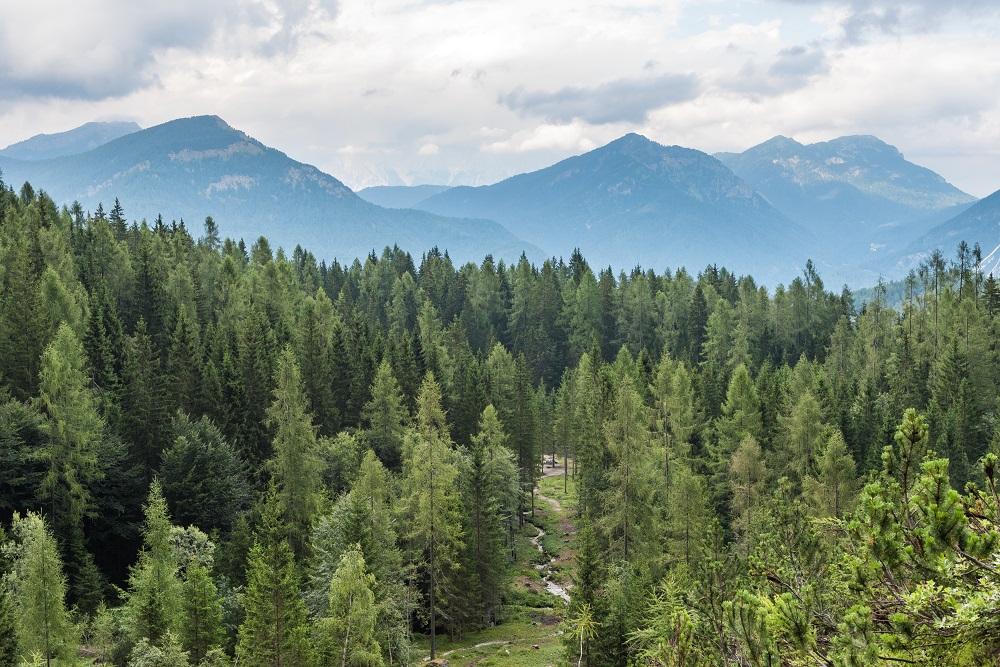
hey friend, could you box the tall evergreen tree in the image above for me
[267,346,323,560]
[400,373,464,659]
[125,480,183,648]
[362,360,408,471]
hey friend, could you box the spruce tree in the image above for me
[465,404,519,624]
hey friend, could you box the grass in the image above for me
[411,461,579,665]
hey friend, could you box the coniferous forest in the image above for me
[4,179,1000,666]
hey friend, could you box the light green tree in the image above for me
[602,377,658,564]
[125,480,183,648]
[361,360,408,471]
[314,546,383,667]
[13,512,76,665]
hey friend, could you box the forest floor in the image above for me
[415,458,577,666]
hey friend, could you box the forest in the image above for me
[2,177,1000,666]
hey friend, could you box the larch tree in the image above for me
[601,376,658,564]
[180,560,225,663]
[399,373,464,660]
[125,480,183,648]
[13,512,76,666]
[314,545,384,667]
[802,430,857,518]
[729,435,767,556]
[236,499,314,667]
[36,321,105,609]
[267,346,324,561]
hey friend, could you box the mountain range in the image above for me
[715,135,977,268]
[1,117,995,285]
[0,117,538,264]
[0,121,142,161]
[411,133,813,282]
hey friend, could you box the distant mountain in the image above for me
[889,188,1000,273]
[716,135,976,264]
[414,133,812,283]
[358,184,452,209]
[0,121,141,160]
[0,116,539,263]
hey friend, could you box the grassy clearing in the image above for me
[412,463,578,665]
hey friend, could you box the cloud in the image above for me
[499,73,699,125]
[724,44,829,97]
[0,0,338,101]
[780,0,998,42]
[418,143,440,155]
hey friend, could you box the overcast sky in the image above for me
[1,0,998,195]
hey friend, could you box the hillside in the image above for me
[0,116,538,263]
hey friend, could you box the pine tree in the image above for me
[314,546,384,667]
[400,373,464,659]
[180,560,225,663]
[267,346,323,560]
[13,512,76,665]
[362,360,408,471]
[125,480,183,647]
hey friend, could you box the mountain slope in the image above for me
[889,188,1000,272]
[0,116,538,263]
[0,121,141,160]
[358,184,452,209]
[414,133,812,283]
[716,135,976,262]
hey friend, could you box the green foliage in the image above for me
[314,545,384,667]
[125,480,184,648]
[12,512,77,663]
[266,346,323,560]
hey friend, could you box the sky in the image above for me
[1,0,999,196]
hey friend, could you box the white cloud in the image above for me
[0,0,998,196]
